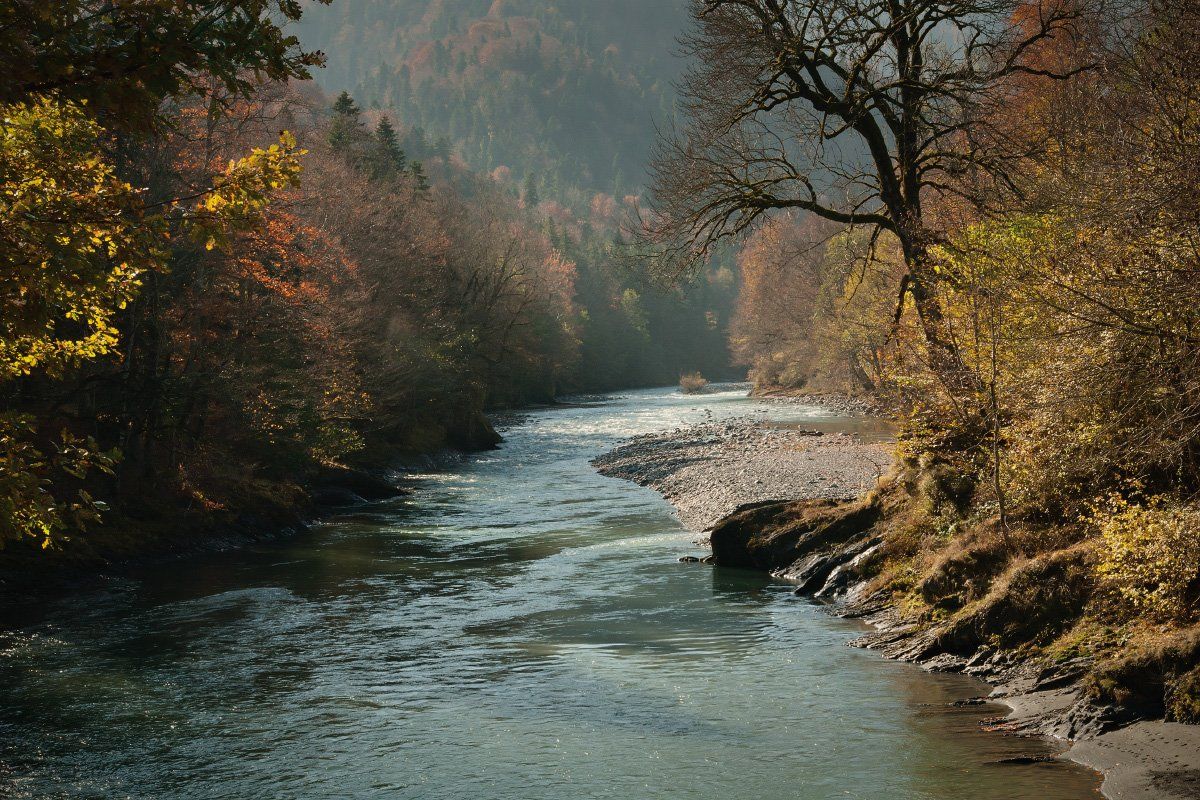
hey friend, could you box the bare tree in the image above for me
[642,0,1093,380]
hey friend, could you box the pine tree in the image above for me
[332,90,359,117]
[410,160,430,191]
[372,115,407,178]
[523,172,539,209]
[329,91,365,153]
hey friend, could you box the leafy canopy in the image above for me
[0,1,330,130]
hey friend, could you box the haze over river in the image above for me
[0,388,1100,799]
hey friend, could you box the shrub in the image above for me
[1166,665,1200,723]
[679,371,708,394]
[1094,497,1200,619]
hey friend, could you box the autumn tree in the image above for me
[982,0,1200,508]
[0,96,303,548]
[731,213,899,392]
[0,1,329,131]
[643,0,1094,387]
[0,0,322,549]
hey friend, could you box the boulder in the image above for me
[708,496,880,575]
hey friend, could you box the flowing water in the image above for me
[0,387,1100,799]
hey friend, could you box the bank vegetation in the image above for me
[643,0,1200,725]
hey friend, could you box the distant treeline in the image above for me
[295,0,689,200]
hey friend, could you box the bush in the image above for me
[1094,497,1200,619]
[1167,665,1200,723]
[1086,628,1200,715]
[679,371,708,394]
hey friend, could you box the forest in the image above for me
[0,0,731,565]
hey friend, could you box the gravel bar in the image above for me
[592,415,893,531]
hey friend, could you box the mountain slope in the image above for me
[296,0,689,197]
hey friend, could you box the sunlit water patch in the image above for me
[0,387,1099,799]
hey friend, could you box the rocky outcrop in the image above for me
[309,464,409,507]
[708,496,880,579]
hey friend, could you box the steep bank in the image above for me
[709,488,1200,800]
[593,410,1200,800]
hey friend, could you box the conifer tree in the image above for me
[523,172,539,209]
[329,91,365,153]
[332,90,358,117]
[410,161,430,191]
[372,115,407,178]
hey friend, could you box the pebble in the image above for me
[592,416,893,530]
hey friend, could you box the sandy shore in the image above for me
[592,409,1200,800]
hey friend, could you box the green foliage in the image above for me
[1167,666,1200,723]
[523,172,540,209]
[620,288,649,336]
[409,160,430,191]
[329,91,366,152]
[0,1,330,131]
[371,116,407,177]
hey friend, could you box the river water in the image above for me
[0,387,1100,799]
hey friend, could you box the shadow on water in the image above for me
[769,415,897,443]
[709,563,779,598]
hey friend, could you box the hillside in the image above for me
[296,0,688,198]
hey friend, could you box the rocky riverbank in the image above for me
[749,386,888,416]
[591,416,892,530]
[593,409,1200,800]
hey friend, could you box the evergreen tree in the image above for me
[329,91,365,153]
[372,115,407,178]
[410,160,430,191]
[332,90,359,116]
[523,172,539,209]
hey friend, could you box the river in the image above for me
[0,387,1100,799]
